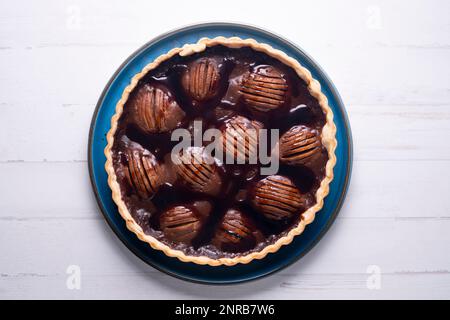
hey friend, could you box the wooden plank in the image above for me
[0,160,449,220]
[350,105,450,161]
[0,217,449,299]
[1,201,449,276]
[0,162,97,219]
[1,46,449,107]
[0,0,448,49]
[1,104,450,161]
[1,272,449,299]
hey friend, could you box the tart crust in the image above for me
[104,37,337,266]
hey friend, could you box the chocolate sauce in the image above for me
[111,46,328,259]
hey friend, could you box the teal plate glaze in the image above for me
[88,23,353,284]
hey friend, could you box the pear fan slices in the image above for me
[123,150,163,199]
[280,126,322,165]
[173,147,222,196]
[182,58,221,102]
[240,65,288,113]
[160,206,203,244]
[252,175,306,221]
[131,84,186,134]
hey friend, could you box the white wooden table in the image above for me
[1,0,449,299]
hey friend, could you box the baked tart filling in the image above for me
[105,37,337,266]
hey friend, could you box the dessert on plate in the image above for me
[105,37,337,266]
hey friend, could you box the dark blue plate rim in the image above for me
[88,22,353,285]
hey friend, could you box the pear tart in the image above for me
[105,37,337,266]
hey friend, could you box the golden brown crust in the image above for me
[104,37,337,266]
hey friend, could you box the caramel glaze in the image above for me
[111,46,328,259]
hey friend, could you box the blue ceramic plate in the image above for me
[88,23,352,284]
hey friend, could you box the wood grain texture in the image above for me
[0,0,449,299]
[1,216,449,299]
[2,104,449,162]
[1,160,448,222]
